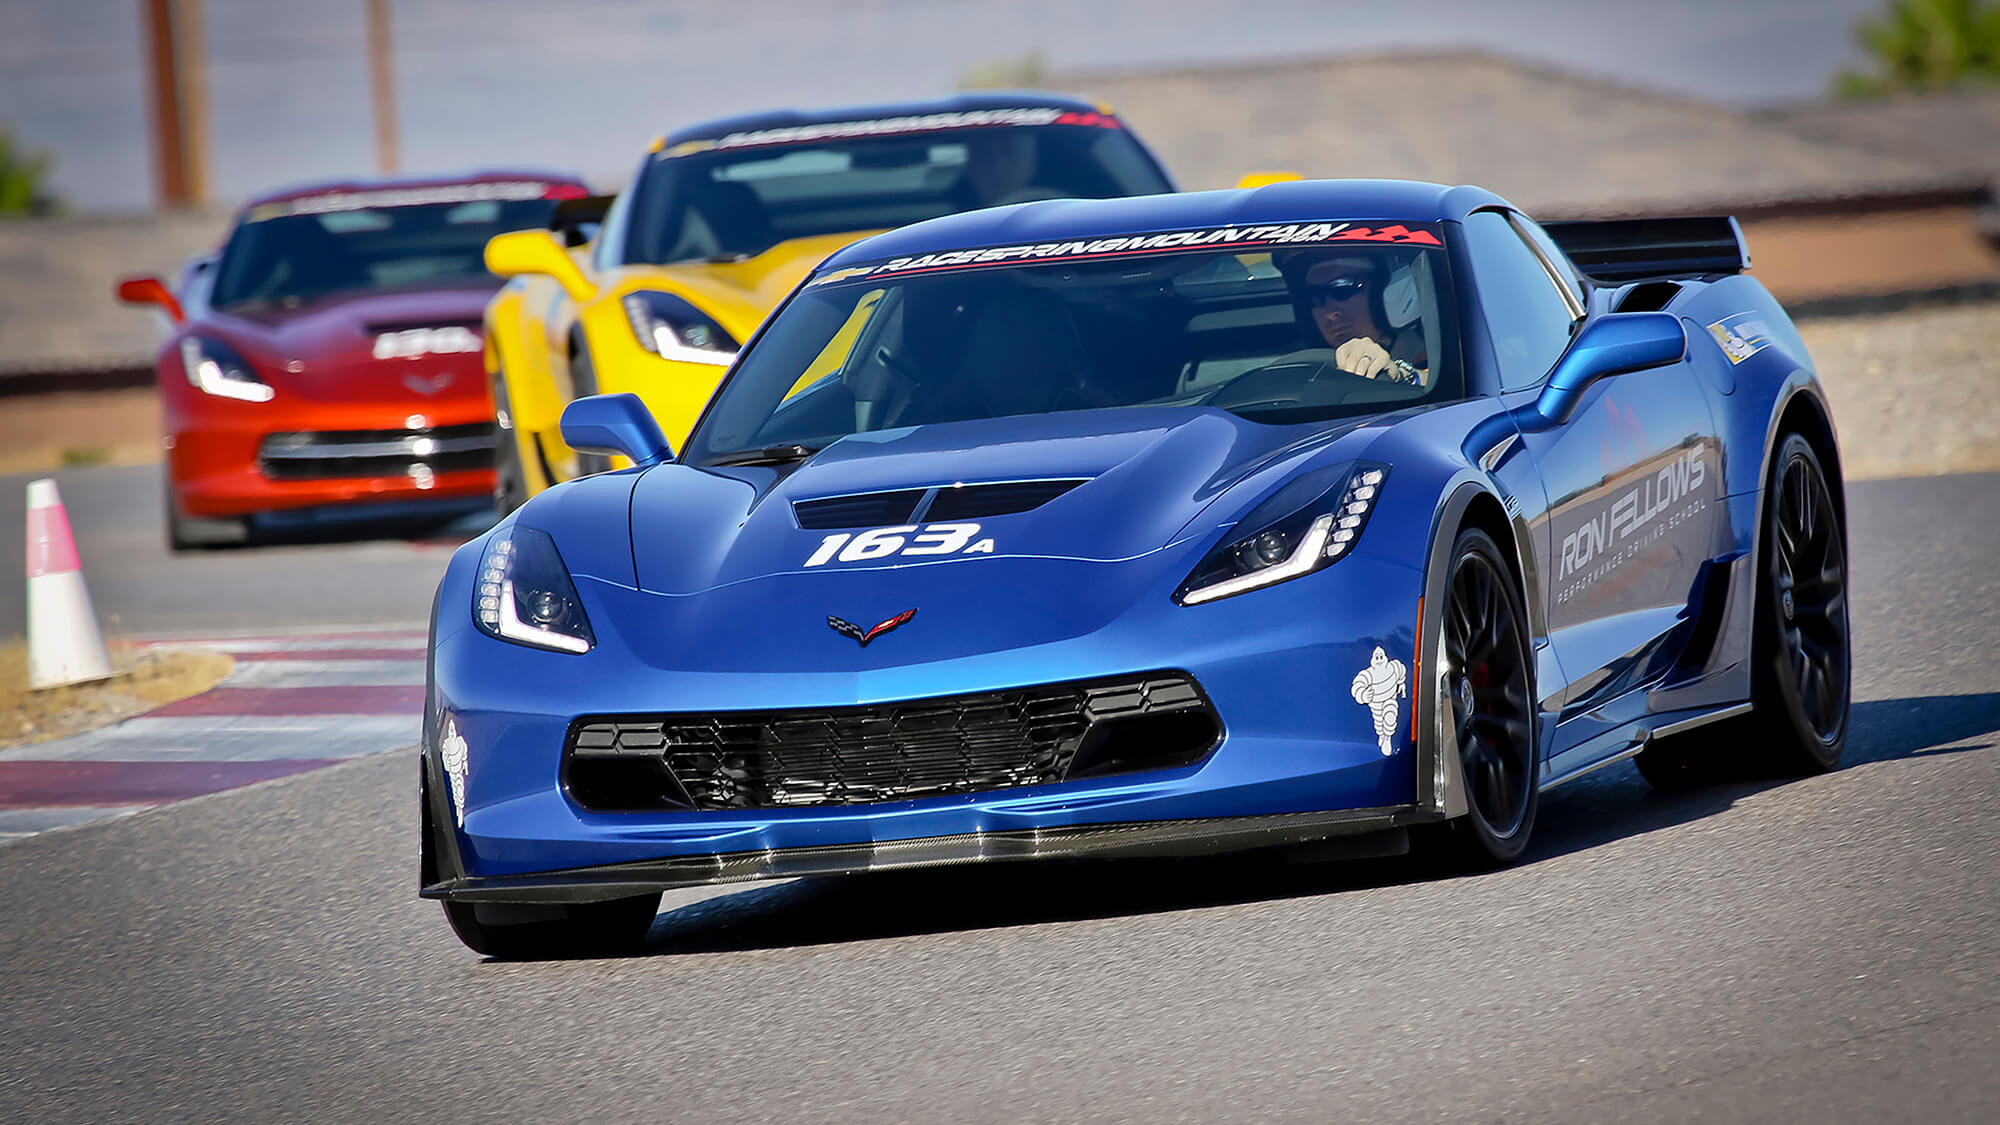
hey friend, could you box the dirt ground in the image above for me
[0,388,162,474]
[1,642,233,750]
[1,300,1995,480]
[1798,301,2000,479]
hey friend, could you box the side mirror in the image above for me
[1533,312,1686,426]
[560,393,673,468]
[485,229,595,303]
[115,275,184,323]
[1235,171,1303,189]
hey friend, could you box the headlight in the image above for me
[1176,462,1388,605]
[473,525,596,653]
[179,336,273,402]
[622,291,738,366]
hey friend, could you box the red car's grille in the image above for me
[257,423,496,481]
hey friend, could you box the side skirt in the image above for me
[1539,702,1754,791]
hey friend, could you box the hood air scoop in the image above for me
[792,479,1086,530]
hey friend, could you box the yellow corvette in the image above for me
[480,93,1181,510]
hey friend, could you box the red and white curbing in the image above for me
[0,625,428,843]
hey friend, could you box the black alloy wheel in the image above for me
[1636,432,1849,789]
[1439,527,1539,866]
[1755,434,1850,771]
[163,473,248,551]
[491,369,529,516]
[567,344,612,478]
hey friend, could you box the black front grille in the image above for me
[258,423,497,481]
[566,673,1219,812]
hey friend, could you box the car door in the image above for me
[1462,210,1724,759]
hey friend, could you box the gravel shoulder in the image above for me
[1798,300,2000,479]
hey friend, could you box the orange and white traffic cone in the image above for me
[26,478,114,689]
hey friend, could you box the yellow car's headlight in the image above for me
[621,291,738,366]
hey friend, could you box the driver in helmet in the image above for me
[1278,251,1428,386]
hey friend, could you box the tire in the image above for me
[1430,527,1540,868]
[567,343,612,479]
[442,893,662,960]
[1636,433,1849,787]
[1745,434,1850,773]
[164,475,248,551]
[1632,730,1724,791]
[491,368,530,517]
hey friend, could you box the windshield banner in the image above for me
[810,221,1444,286]
[664,107,1121,157]
[245,181,579,223]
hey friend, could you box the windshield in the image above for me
[210,183,570,309]
[686,222,1460,463]
[621,118,1172,267]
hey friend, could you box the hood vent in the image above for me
[793,489,926,530]
[363,316,484,334]
[925,478,1085,522]
[793,479,1088,530]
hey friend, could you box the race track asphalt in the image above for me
[0,464,475,637]
[1,472,1995,1123]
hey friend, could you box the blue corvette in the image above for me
[421,180,1851,957]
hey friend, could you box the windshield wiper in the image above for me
[704,443,823,467]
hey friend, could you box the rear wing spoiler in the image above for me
[551,194,615,248]
[1541,216,1749,283]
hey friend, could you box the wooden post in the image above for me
[368,0,399,174]
[141,0,207,207]
[141,0,209,207]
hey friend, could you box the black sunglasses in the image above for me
[1305,277,1371,304]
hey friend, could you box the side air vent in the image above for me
[925,479,1085,522]
[1613,281,1684,313]
[793,489,927,530]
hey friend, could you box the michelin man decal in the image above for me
[439,715,470,827]
[1350,646,1408,756]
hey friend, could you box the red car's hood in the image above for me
[200,283,498,406]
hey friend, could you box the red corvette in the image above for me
[117,171,589,548]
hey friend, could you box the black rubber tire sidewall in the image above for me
[442,894,661,960]
[567,343,612,478]
[1750,433,1849,774]
[1442,527,1540,867]
[163,473,247,551]
[491,368,529,516]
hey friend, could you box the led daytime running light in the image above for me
[1177,463,1389,605]
[1181,514,1335,605]
[623,294,737,367]
[1323,467,1386,561]
[180,338,274,402]
[473,528,596,653]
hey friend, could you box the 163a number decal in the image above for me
[803,523,995,567]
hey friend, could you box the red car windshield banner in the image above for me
[669,107,1122,156]
[810,221,1444,287]
[245,181,582,222]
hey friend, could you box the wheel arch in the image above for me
[1772,385,1846,528]
[1414,476,1542,820]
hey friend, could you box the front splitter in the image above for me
[422,803,1443,903]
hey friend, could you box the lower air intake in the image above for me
[565,673,1218,811]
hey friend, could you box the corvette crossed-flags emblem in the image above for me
[827,608,916,647]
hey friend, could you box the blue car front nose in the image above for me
[428,544,1429,879]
